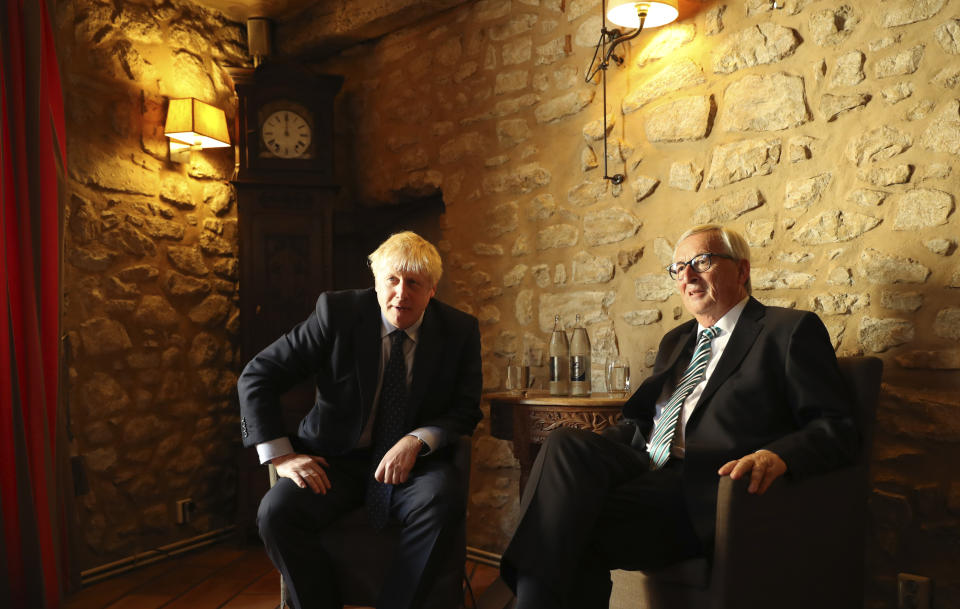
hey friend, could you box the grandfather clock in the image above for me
[230,63,343,538]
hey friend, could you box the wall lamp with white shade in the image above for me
[163,98,231,163]
[585,0,678,185]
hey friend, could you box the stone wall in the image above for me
[315,0,960,605]
[56,0,247,570]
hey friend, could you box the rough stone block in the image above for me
[892,189,954,230]
[934,307,960,341]
[881,291,924,312]
[831,51,866,87]
[921,100,960,156]
[583,208,641,246]
[572,251,615,284]
[810,5,861,46]
[752,269,815,290]
[859,316,915,352]
[622,58,705,114]
[821,93,871,121]
[704,138,781,188]
[784,173,832,210]
[874,0,946,27]
[936,19,960,54]
[646,95,712,142]
[857,164,912,186]
[538,291,613,332]
[635,274,675,301]
[712,23,800,74]
[635,24,696,68]
[631,176,660,202]
[881,81,914,104]
[857,248,931,284]
[669,161,703,191]
[694,188,764,224]
[534,89,594,123]
[567,180,608,207]
[536,224,578,250]
[845,126,912,166]
[873,45,925,78]
[721,73,807,132]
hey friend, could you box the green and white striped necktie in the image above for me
[648,326,720,469]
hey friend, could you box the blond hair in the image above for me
[368,231,443,287]
[674,224,752,294]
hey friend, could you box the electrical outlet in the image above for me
[175,498,194,525]
[898,573,931,609]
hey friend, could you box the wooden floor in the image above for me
[64,542,501,609]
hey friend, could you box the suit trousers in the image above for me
[501,427,704,609]
[257,450,465,609]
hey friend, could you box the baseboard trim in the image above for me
[80,526,237,586]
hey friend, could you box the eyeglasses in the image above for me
[666,253,736,280]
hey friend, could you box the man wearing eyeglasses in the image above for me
[500,224,857,609]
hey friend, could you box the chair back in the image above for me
[836,356,883,466]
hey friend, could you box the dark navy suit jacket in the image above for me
[238,288,483,458]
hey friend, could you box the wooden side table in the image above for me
[487,391,627,492]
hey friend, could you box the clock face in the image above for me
[233,66,342,184]
[260,109,313,159]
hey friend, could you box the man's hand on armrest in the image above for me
[272,453,331,495]
[718,449,787,495]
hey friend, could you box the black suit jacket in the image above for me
[616,297,858,543]
[238,288,483,457]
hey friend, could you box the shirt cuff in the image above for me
[408,427,444,455]
[256,437,294,465]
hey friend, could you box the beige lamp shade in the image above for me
[607,0,679,29]
[164,98,231,149]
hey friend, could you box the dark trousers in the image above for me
[258,451,465,609]
[501,428,704,609]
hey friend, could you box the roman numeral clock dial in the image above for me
[231,63,340,185]
[261,109,312,159]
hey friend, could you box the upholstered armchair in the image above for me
[609,356,882,609]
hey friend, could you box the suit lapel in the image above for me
[663,324,697,374]
[408,301,441,423]
[687,298,765,429]
[355,291,382,420]
[629,323,696,412]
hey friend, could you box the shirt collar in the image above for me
[698,296,749,338]
[380,311,424,344]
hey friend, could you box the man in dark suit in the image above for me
[238,231,482,609]
[500,224,858,608]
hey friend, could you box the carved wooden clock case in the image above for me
[229,64,343,538]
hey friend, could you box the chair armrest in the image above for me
[711,467,866,609]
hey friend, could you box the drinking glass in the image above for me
[506,363,527,394]
[606,356,630,395]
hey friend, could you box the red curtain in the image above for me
[1,0,68,607]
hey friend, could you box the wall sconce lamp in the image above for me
[163,98,231,163]
[585,0,678,185]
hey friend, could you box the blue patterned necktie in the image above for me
[367,330,409,530]
[648,326,720,470]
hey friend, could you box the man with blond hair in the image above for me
[501,224,858,608]
[239,231,482,609]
